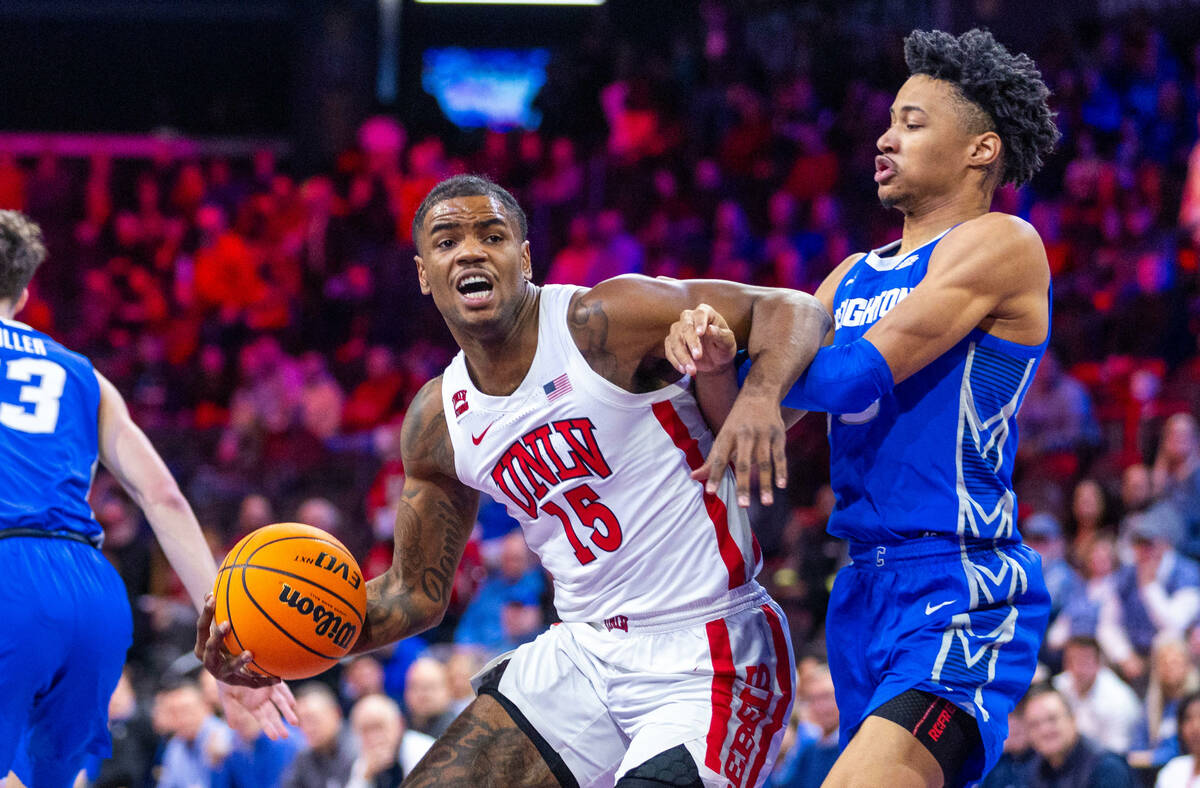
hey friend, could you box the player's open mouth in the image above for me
[456,273,495,304]
[874,156,896,184]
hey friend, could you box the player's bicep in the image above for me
[861,273,996,384]
[94,371,178,505]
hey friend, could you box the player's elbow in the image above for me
[138,480,190,515]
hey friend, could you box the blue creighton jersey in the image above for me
[826,227,1048,545]
[0,317,102,542]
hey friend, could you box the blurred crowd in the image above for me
[2,5,1200,787]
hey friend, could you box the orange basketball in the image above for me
[213,522,367,680]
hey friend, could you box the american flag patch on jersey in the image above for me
[543,373,572,402]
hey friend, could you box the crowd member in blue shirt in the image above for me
[453,531,546,655]
[211,688,304,788]
[154,678,231,788]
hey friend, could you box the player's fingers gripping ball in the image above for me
[213,522,367,679]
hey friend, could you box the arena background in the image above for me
[3,0,1200,785]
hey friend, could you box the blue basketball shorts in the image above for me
[0,535,132,787]
[826,537,1050,786]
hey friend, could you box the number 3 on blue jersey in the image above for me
[0,357,67,434]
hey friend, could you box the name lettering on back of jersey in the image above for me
[490,417,612,518]
[0,328,47,357]
[834,286,911,329]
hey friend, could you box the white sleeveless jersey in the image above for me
[440,284,762,623]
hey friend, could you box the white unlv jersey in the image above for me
[440,284,762,623]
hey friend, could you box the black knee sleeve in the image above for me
[615,745,704,787]
[871,689,982,785]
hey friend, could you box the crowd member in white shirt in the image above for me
[1156,691,1200,787]
[1052,636,1142,754]
[346,693,434,788]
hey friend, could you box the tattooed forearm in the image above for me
[353,376,479,654]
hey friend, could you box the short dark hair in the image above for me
[0,210,47,302]
[1178,691,1200,755]
[1063,635,1101,655]
[411,174,528,252]
[904,28,1059,187]
[1019,682,1069,716]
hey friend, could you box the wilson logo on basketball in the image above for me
[312,551,362,590]
[278,583,359,648]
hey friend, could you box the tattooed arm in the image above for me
[351,376,480,654]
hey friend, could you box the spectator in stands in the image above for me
[1021,684,1136,787]
[980,710,1035,788]
[341,655,387,713]
[1053,636,1142,754]
[454,531,546,655]
[281,684,357,788]
[1068,478,1115,564]
[1109,505,1200,664]
[346,694,434,788]
[210,686,304,788]
[1019,351,1101,456]
[1153,414,1200,559]
[403,657,457,739]
[1022,512,1083,624]
[1123,462,1155,515]
[1046,535,1133,668]
[154,676,231,788]
[87,669,157,788]
[768,662,839,787]
[342,346,409,433]
[444,647,486,717]
[1156,691,1200,788]
[1131,635,1198,771]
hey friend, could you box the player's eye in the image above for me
[486,234,503,243]
[437,238,455,249]
[906,124,921,130]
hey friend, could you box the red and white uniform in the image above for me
[442,285,793,787]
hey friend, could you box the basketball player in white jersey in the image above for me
[198,174,830,787]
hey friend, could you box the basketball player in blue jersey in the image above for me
[0,211,295,788]
[667,29,1060,788]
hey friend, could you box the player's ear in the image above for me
[13,288,29,315]
[520,240,533,282]
[414,255,431,295]
[969,130,1002,170]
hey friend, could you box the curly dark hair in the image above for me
[0,210,47,303]
[904,28,1060,187]
[411,174,527,253]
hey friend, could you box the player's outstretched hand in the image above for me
[196,592,278,688]
[218,681,299,740]
[665,303,738,376]
[693,392,787,508]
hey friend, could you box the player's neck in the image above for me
[896,189,992,256]
[456,288,542,397]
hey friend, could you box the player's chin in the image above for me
[877,185,906,210]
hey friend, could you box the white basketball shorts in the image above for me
[473,582,795,787]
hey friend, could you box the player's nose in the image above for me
[876,126,897,154]
[454,234,488,263]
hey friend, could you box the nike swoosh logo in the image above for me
[471,422,496,445]
[925,600,955,616]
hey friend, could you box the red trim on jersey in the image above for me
[651,400,746,589]
[705,618,737,776]
[744,604,794,788]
